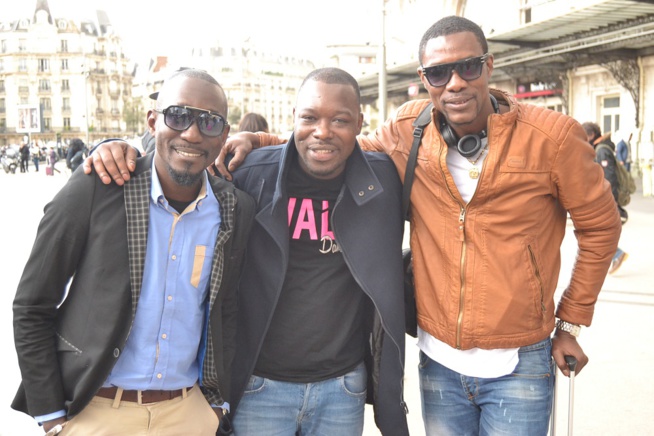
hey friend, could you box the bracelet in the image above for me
[44,422,67,436]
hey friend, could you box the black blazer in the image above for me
[12,152,255,418]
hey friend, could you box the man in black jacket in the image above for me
[13,69,255,435]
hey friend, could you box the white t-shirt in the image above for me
[418,138,519,378]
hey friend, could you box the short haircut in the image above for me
[157,68,227,115]
[419,16,488,63]
[581,122,602,139]
[300,68,361,105]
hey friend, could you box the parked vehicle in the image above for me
[1,147,19,174]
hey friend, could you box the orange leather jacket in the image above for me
[356,89,621,350]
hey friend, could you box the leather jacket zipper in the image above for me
[528,245,547,314]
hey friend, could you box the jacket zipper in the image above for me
[527,245,547,314]
[456,207,466,349]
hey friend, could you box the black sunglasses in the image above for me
[154,105,228,137]
[421,53,490,87]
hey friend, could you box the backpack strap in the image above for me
[403,102,433,221]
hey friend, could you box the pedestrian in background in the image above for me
[30,142,41,172]
[19,141,30,173]
[65,138,86,173]
[582,121,629,274]
[46,146,59,176]
[238,112,269,133]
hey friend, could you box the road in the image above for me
[1,164,652,435]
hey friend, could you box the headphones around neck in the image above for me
[440,95,500,158]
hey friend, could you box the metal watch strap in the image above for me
[556,319,581,337]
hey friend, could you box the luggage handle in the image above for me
[550,355,578,436]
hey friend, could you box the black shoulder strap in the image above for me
[403,102,433,221]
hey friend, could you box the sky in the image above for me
[2,0,380,63]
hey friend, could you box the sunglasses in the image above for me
[154,105,227,137]
[421,53,490,87]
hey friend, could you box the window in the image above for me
[0,98,5,112]
[60,39,68,52]
[61,79,70,91]
[63,117,71,130]
[601,96,620,134]
[61,59,68,70]
[38,58,50,72]
[0,80,4,92]
[18,39,27,52]
[0,59,3,72]
[1,40,5,53]
[43,118,51,130]
[39,79,51,91]
[40,98,51,110]
[18,59,27,72]
[0,118,5,130]
[63,97,71,110]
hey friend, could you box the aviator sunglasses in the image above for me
[154,105,228,137]
[421,53,490,87]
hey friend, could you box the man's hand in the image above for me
[82,140,137,186]
[42,417,67,434]
[551,330,589,377]
[211,132,259,181]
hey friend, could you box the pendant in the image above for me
[469,166,480,179]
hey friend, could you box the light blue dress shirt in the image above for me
[36,163,221,424]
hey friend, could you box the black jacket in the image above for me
[12,153,255,418]
[229,137,409,435]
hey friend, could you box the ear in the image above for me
[147,109,157,135]
[356,112,364,133]
[485,54,494,78]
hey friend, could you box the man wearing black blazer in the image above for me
[12,69,254,435]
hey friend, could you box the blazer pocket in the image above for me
[191,245,207,288]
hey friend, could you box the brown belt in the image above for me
[96,386,192,404]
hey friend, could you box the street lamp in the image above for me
[84,70,90,147]
[378,0,388,123]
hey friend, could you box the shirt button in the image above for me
[358,191,365,197]
[368,185,374,190]
[113,348,120,358]
[167,295,173,301]
[162,333,167,339]
[157,373,162,379]
[172,255,177,260]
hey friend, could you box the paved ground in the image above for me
[1,164,652,435]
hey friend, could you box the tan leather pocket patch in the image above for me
[191,245,207,288]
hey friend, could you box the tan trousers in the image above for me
[61,384,219,435]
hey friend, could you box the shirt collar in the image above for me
[150,158,212,213]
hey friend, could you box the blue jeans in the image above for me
[419,338,554,436]
[232,362,367,436]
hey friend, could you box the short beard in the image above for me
[168,166,203,187]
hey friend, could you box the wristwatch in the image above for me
[556,319,581,337]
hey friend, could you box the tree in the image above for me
[123,100,145,135]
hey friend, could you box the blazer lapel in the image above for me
[124,167,152,318]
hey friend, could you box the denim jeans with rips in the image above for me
[419,337,555,436]
[232,362,367,436]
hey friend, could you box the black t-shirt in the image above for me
[254,156,367,383]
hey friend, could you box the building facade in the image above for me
[0,0,133,148]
